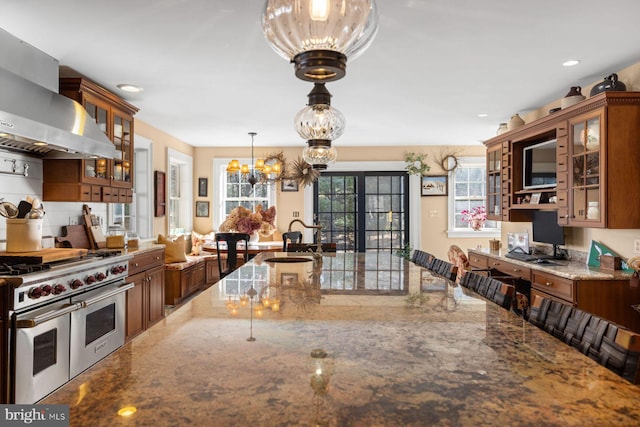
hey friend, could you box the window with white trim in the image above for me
[448,156,500,237]
[214,159,276,226]
[168,149,193,236]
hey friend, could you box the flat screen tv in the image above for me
[523,139,557,190]
[532,210,565,258]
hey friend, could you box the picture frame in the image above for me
[195,201,209,217]
[281,179,299,192]
[421,175,448,196]
[530,192,541,204]
[198,177,208,197]
[280,273,299,285]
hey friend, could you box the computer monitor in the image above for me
[532,210,565,258]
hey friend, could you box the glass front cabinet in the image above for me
[43,70,138,203]
[568,111,603,227]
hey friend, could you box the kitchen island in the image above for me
[42,252,640,426]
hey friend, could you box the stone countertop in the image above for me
[469,248,632,280]
[40,253,640,426]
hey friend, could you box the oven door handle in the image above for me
[16,303,82,328]
[79,282,135,308]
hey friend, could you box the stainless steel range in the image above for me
[4,250,133,403]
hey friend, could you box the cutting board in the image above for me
[56,225,91,249]
[0,248,88,264]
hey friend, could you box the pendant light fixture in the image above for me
[262,0,379,82]
[295,83,342,169]
[262,0,379,170]
[226,132,281,187]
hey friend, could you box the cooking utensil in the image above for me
[17,201,33,218]
[0,200,18,218]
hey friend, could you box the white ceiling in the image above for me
[2,0,640,149]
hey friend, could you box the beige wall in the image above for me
[134,60,640,261]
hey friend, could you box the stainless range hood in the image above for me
[0,66,117,158]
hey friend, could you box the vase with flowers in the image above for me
[219,205,276,243]
[461,206,486,231]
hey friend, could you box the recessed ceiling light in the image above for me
[477,113,488,118]
[117,84,143,93]
[562,60,580,67]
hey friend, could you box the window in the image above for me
[214,159,276,226]
[168,148,193,236]
[448,157,499,237]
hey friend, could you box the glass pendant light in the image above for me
[302,140,338,170]
[262,0,379,82]
[295,83,345,141]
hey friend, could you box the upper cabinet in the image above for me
[484,91,640,229]
[43,68,139,202]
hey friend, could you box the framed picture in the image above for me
[280,273,298,285]
[154,171,166,217]
[421,175,448,196]
[198,177,208,197]
[195,201,209,217]
[281,179,299,192]
[530,192,541,204]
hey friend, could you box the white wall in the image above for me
[0,150,107,250]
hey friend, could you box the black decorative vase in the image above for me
[590,73,627,96]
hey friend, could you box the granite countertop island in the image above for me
[41,252,640,426]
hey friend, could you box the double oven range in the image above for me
[1,250,133,403]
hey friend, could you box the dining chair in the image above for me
[282,231,303,251]
[215,232,250,279]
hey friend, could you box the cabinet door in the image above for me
[569,111,603,227]
[486,143,502,220]
[82,96,112,185]
[146,265,165,327]
[126,272,146,341]
[111,108,134,189]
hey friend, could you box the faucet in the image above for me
[288,219,323,255]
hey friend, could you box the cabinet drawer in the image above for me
[129,248,164,276]
[468,253,488,269]
[531,271,575,303]
[487,259,531,281]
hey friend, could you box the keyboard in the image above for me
[504,251,538,262]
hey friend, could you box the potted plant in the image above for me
[461,206,486,231]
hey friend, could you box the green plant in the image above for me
[396,242,412,260]
[404,152,430,176]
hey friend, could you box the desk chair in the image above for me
[282,231,303,251]
[215,232,250,279]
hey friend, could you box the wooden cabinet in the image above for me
[43,68,138,202]
[126,248,165,341]
[165,260,206,306]
[205,257,221,285]
[483,92,640,228]
[488,258,532,281]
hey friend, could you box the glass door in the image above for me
[314,171,409,252]
[83,99,110,183]
[112,109,133,188]
[570,113,602,225]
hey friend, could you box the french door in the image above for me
[313,171,409,252]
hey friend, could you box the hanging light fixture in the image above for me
[262,0,379,82]
[226,132,281,187]
[295,83,342,169]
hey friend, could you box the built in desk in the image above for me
[41,252,640,426]
[468,248,640,333]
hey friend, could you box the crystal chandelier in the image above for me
[226,132,281,187]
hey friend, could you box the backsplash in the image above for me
[0,150,107,250]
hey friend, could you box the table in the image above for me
[41,252,640,426]
[202,240,284,256]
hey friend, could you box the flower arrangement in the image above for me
[461,206,486,231]
[219,205,276,236]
